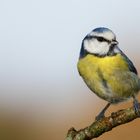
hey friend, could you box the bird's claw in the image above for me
[133,98,140,116]
[95,113,105,121]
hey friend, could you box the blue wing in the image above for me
[120,51,138,75]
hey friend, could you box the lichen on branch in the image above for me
[66,105,140,140]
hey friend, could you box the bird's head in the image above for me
[80,27,119,58]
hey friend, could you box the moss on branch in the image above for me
[66,104,140,140]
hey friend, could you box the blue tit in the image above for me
[77,27,140,120]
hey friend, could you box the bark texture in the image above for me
[66,105,140,140]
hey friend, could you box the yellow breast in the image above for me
[77,54,136,103]
[77,53,129,79]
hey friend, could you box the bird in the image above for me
[77,27,140,120]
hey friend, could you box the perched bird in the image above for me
[77,27,140,120]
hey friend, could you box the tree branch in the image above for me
[66,104,140,140]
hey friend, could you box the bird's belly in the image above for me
[77,54,140,103]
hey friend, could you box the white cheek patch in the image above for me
[84,40,110,55]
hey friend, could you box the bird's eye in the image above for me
[97,37,104,42]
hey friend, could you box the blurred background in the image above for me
[0,0,140,140]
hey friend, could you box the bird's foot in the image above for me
[95,103,110,121]
[95,113,105,121]
[133,98,140,116]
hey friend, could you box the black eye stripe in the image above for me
[96,37,105,42]
[94,36,111,43]
[85,35,111,43]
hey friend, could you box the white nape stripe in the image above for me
[89,31,116,41]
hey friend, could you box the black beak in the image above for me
[111,40,118,46]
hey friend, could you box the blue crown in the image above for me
[92,27,111,33]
